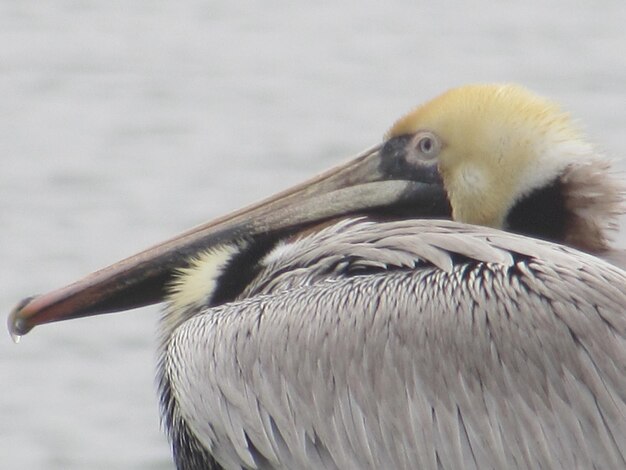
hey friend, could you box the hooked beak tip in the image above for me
[8,296,36,340]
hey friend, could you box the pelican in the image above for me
[9,84,626,469]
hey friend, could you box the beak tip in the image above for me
[8,296,36,341]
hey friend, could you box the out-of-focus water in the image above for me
[1,1,625,468]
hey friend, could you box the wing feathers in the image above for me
[162,220,626,469]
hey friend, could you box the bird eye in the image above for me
[415,131,440,159]
[419,137,433,153]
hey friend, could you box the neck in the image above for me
[505,178,568,244]
[505,160,624,253]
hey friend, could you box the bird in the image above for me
[9,84,626,469]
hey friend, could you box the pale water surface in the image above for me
[1,1,625,468]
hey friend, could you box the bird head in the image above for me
[384,84,623,251]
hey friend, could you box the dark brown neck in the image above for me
[505,178,569,244]
[506,161,624,254]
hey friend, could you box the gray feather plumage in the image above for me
[161,219,626,469]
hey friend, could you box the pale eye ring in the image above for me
[415,131,441,159]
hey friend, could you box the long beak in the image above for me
[9,137,449,337]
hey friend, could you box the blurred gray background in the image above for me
[1,1,625,468]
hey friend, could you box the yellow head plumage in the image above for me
[387,84,593,228]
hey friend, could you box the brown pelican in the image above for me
[9,84,626,469]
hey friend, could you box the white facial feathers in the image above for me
[167,243,242,312]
